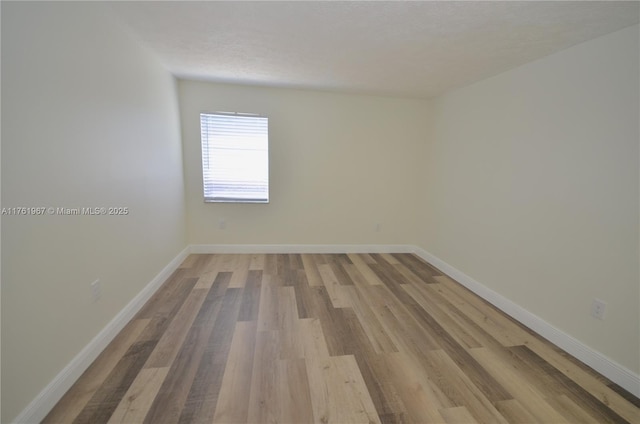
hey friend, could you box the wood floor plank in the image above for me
[301,254,324,287]
[341,305,387,357]
[427,278,529,347]
[401,302,512,405]
[276,253,292,278]
[393,261,432,287]
[134,269,188,319]
[216,254,238,272]
[71,274,197,423]
[418,281,522,355]
[391,253,441,283]
[277,285,305,359]
[347,253,385,285]
[202,254,221,273]
[383,351,448,423]
[436,275,536,344]
[72,340,157,424]
[494,399,540,424]
[247,330,313,423]
[289,253,304,269]
[137,277,198,337]
[402,282,482,349]
[182,254,216,278]
[317,263,352,308]
[306,355,381,424]
[276,358,315,423]
[327,256,355,286]
[345,285,398,354]
[553,394,603,424]
[524,336,640,423]
[193,269,217,290]
[237,270,263,322]
[144,274,232,424]
[247,330,280,423]
[106,367,169,424]
[299,288,406,422]
[178,254,198,269]
[43,318,150,423]
[228,254,251,288]
[248,333,314,424]
[293,283,351,357]
[213,321,257,424]
[469,347,571,423]
[426,349,509,424]
[248,253,265,271]
[48,253,640,424]
[299,317,331,359]
[263,253,279,276]
[379,253,400,265]
[257,274,280,331]
[359,284,442,356]
[508,344,631,423]
[144,287,209,368]
[173,287,243,424]
[440,406,479,424]
[368,259,419,306]
[340,304,409,421]
[342,263,374,290]
[294,269,312,318]
[351,350,409,423]
[608,383,640,408]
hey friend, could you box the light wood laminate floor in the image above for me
[44,253,640,423]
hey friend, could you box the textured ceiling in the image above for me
[108,1,639,99]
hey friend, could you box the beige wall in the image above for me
[420,25,639,373]
[179,80,430,246]
[1,3,187,421]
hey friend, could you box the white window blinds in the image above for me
[200,112,269,203]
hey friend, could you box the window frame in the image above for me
[199,111,270,204]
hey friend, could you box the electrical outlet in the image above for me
[375,223,381,232]
[218,219,226,230]
[591,298,606,320]
[91,279,101,302]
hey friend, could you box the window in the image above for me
[200,112,269,203]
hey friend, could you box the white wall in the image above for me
[179,81,430,246]
[1,3,187,421]
[420,25,639,374]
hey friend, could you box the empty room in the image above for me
[2,1,639,423]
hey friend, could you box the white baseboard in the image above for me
[13,247,190,424]
[412,246,640,398]
[189,243,415,254]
